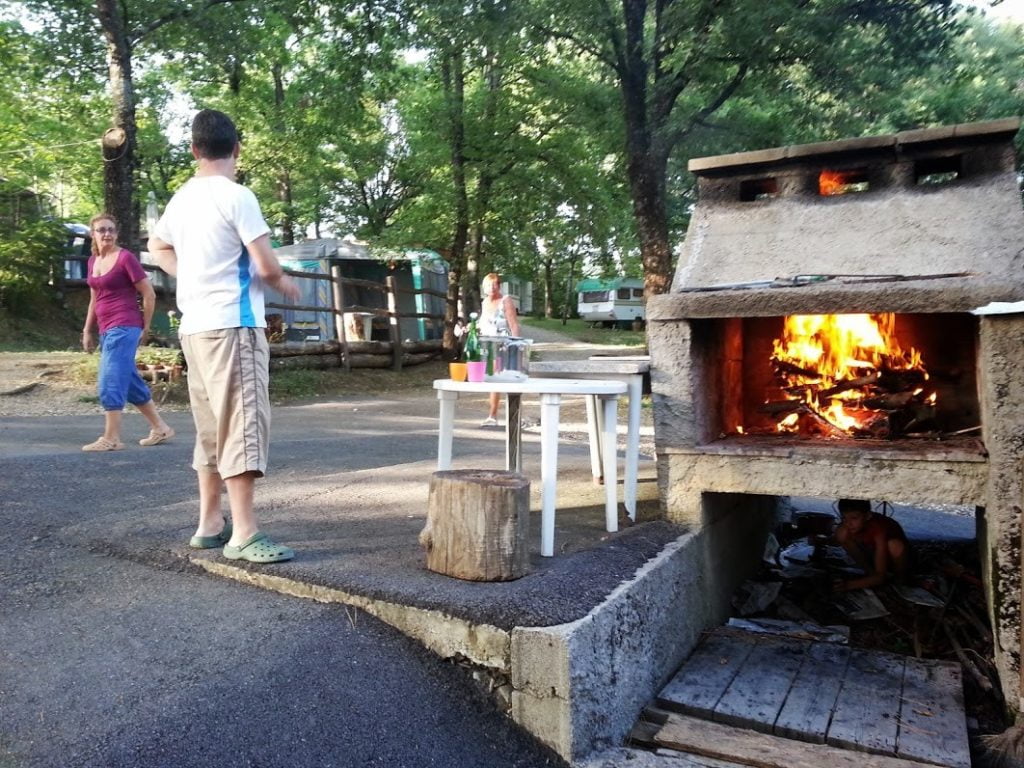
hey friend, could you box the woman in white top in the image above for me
[479,272,520,426]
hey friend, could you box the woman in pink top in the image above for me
[81,213,174,451]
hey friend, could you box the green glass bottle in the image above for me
[464,312,481,362]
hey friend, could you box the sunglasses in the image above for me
[94,226,117,234]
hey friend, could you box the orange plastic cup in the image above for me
[449,362,468,382]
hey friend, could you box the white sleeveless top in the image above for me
[480,297,509,335]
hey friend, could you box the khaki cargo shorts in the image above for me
[180,327,270,478]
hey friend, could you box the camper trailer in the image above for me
[269,238,448,343]
[576,277,645,328]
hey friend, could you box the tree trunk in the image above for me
[624,117,672,297]
[464,49,503,313]
[420,469,530,581]
[561,251,578,325]
[278,170,295,245]
[465,171,493,315]
[97,0,139,253]
[443,265,462,359]
[273,63,295,245]
[543,258,554,318]
[441,47,470,358]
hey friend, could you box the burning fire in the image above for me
[819,169,868,196]
[765,313,936,438]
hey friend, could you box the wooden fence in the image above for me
[64,258,448,372]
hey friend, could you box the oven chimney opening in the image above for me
[819,168,870,196]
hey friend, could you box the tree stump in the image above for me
[420,469,531,581]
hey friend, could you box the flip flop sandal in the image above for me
[189,518,233,549]
[222,532,294,563]
[82,436,125,452]
[139,427,175,446]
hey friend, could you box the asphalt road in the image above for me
[0,398,565,768]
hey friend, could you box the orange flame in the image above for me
[819,170,847,196]
[768,313,933,436]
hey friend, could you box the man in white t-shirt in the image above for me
[149,109,300,564]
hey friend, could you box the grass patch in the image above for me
[520,316,647,348]
[269,359,449,404]
[66,353,99,387]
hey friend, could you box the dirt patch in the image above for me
[0,351,455,417]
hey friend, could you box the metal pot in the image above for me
[480,335,532,382]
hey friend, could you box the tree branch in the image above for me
[651,0,723,126]
[663,61,748,154]
[531,22,619,72]
[130,0,250,45]
[597,0,627,76]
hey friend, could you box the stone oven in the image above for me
[647,118,1024,704]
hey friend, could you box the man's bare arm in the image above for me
[148,236,178,277]
[246,233,300,301]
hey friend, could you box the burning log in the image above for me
[772,359,822,380]
[852,414,891,439]
[898,403,938,434]
[797,409,847,438]
[877,366,926,393]
[757,400,804,415]
[863,391,917,410]
[819,373,880,399]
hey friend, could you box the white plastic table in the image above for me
[530,357,650,520]
[433,377,627,557]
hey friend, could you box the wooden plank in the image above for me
[827,649,906,755]
[652,748,752,767]
[657,632,759,718]
[282,267,333,280]
[774,641,852,743]
[654,711,942,768]
[265,301,337,314]
[713,635,809,733]
[896,659,970,768]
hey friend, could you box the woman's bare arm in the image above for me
[82,288,97,352]
[135,278,156,341]
[503,296,520,336]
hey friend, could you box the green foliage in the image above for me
[2,0,1022,333]
[0,215,66,311]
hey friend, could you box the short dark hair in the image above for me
[192,109,239,160]
[838,498,872,515]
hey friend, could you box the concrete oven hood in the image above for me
[651,117,1024,320]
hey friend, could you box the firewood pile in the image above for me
[765,357,940,439]
[749,313,979,440]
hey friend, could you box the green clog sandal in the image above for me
[222,532,294,563]
[189,519,232,549]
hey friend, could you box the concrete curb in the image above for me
[190,557,510,669]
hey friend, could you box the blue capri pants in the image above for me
[97,326,152,411]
